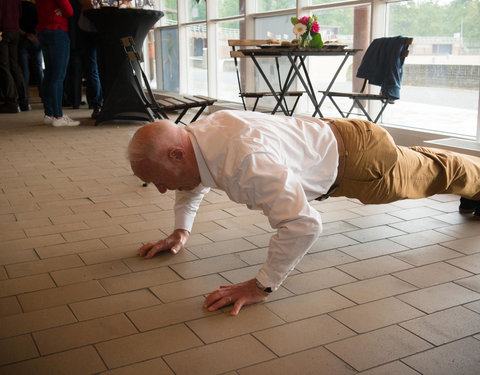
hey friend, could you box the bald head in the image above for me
[127,120,201,193]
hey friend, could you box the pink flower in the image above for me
[298,16,309,24]
[311,21,320,33]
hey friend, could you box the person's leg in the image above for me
[0,32,20,111]
[7,32,28,108]
[18,37,30,98]
[81,30,102,111]
[39,30,54,117]
[49,29,71,118]
[31,41,44,99]
[327,118,480,205]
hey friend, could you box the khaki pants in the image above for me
[322,118,480,204]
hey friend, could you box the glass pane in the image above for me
[257,0,295,12]
[217,0,244,18]
[385,0,480,137]
[186,24,208,95]
[160,28,179,91]
[158,0,177,26]
[185,0,206,22]
[216,20,244,103]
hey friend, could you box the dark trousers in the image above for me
[18,35,44,99]
[0,31,27,104]
[39,28,70,117]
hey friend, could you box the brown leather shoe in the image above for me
[91,106,101,119]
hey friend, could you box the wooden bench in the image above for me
[228,39,303,115]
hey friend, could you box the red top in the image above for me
[36,0,73,33]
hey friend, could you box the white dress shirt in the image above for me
[174,110,339,290]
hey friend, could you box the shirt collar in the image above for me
[188,132,218,188]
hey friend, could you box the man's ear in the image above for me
[168,147,184,161]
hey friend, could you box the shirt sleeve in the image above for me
[226,153,323,291]
[174,185,210,232]
[56,0,74,18]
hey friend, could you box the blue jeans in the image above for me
[18,35,44,100]
[39,28,70,117]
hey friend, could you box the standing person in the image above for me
[127,111,480,315]
[18,0,43,103]
[78,0,102,119]
[36,0,80,126]
[0,0,30,113]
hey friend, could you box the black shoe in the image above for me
[91,106,101,119]
[459,197,480,214]
[0,102,20,113]
[19,100,31,111]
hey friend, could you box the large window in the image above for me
[383,0,480,137]
[151,0,479,139]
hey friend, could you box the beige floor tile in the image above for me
[319,221,359,236]
[100,266,181,294]
[333,275,417,304]
[265,289,355,321]
[0,305,76,339]
[35,238,107,259]
[389,206,443,220]
[101,357,174,375]
[238,346,356,375]
[400,306,480,345]
[72,200,127,214]
[345,225,406,243]
[0,248,39,266]
[187,238,257,258]
[0,233,65,252]
[331,297,425,333]
[186,305,284,343]
[25,221,90,238]
[338,255,413,280]
[393,261,473,288]
[455,274,480,293]
[150,274,229,302]
[87,213,146,229]
[339,239,408,260]
[95,324,202,369]
[393,244,463,266]
[127,296,219,331]
[33,314,138,355]
[100,228,166,248]
[390,230,455,248]
[282,267,356,294]
[220,264,263,284]
[79,245,139,265]
[326,325,432,371]
[0,266,6,280]
[122,248,198,271]
[389,217,449,233]
[296,249,356,273]
[436,221,480,238]
[243,232,272,247]
[5,254,84,278]
[236,247,269,265]
[164,335,275,375]
[51,260,131,286]
[0,296,22,317]
[397,282,480,313]
[254,314,355,356]
[202,225,267,242]
[0,335,38,366]
[346,213,402,229]
[70,289,160,321]
[357,361,421,375]
[447,253,480,273]
[0,229,26,242]
[309,233,359,252]
[0,273,55,298]
[0,346,106,375]
[319,209,360,223]
[49,210,110,225]
[442,235,480,254]
[18,280,107,312]
[170,254,248,279]
[62,224,127,243]
[403,337,480,375]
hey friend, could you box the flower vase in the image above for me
[300,34,310,48]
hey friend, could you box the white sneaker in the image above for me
[44,115,53,125]
[52,115,80,127]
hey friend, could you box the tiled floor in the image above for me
[1,99,480,375]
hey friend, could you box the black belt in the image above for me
[316,121,346,201]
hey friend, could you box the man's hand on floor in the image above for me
[138,229,189,258]
[204,278,269,316]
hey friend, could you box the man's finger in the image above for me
[231,298,245,316]
[138,243,153,256]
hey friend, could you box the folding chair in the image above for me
[320,36,413,123]
[121,36,216,125]
[228,39,303,115]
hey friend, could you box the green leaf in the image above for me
[291,17,298,25]
[309,33,323,48]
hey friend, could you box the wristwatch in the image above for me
[255,278,273,294]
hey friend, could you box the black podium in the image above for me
[85,7,163,124]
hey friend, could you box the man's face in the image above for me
[131,158,198,194]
